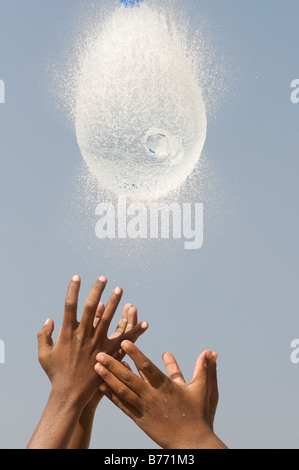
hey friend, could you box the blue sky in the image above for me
[0,0,299,449]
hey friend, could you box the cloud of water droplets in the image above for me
[52,0,229,265]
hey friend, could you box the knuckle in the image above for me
[102,371,110,382]
[118,401,125,412]
[141,359,153,372]
[65,300,77,312]
[121,371,131,383]
[84,300,95,312]
[100,316,110,328]
[117,387,128,399]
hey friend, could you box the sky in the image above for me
[0,0,299,449]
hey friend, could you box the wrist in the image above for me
[170,425,227,450]
[183,429,228,450]
[50,387,87,413]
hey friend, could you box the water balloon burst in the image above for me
[73,1,207,201]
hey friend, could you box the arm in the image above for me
[67,393,102,450]
[27,276,148,449]
[68,303,140,449]
[95,342,228,450]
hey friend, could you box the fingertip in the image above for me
[44,318,54,330]
[124,303,133,310]
[96,302,105,318]
[162,352,171,362]
[99,276,107,284]
[72,275,81,283]
[99,383,108,393]
[128,306,138,317]
[205,350,213,364]
[96,352,106,362]
[121,339,133,351]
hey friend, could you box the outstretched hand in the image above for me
[95,343,227,449]
[27,276,148,449]
[38,276,148,407]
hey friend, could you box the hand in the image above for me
[85,302,141,411]
[37,276,148,409]
[95,342,227,449]
[28,275,148,449]
[68,302,142,449]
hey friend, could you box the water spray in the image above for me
[120,0,144,8]
[73,2,207,200]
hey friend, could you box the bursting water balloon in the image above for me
[75,4,207,200]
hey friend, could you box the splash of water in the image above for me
[74,4,207,201]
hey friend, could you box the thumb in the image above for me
[37,319,54,362]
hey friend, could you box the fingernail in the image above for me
[96,353,105,362]
[45,319,50,326]
[141,322,148,329]
[72,275,80,282]
[115,287,122,295]
[99,276,107,283]
[95,363,102,374]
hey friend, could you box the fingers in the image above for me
[98,380,141,421]
[62,275,81,329]
[109,303,133,340]
[119,340,167,388]
[208,353,219,428]
[162,352,186,384]
[191,350,213,408]
[93,302,105,328]
[94,287,123,340]
[80,277,107,335]
[126,306,138,332]
[95,353,145,402]
[111,305,137,362]
[37,319,54,365]
[192,350,212,381]
[110,321,149,357]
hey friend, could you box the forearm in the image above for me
[27,390,85,449]
[67,405,97,449]
[68,391,104,449]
